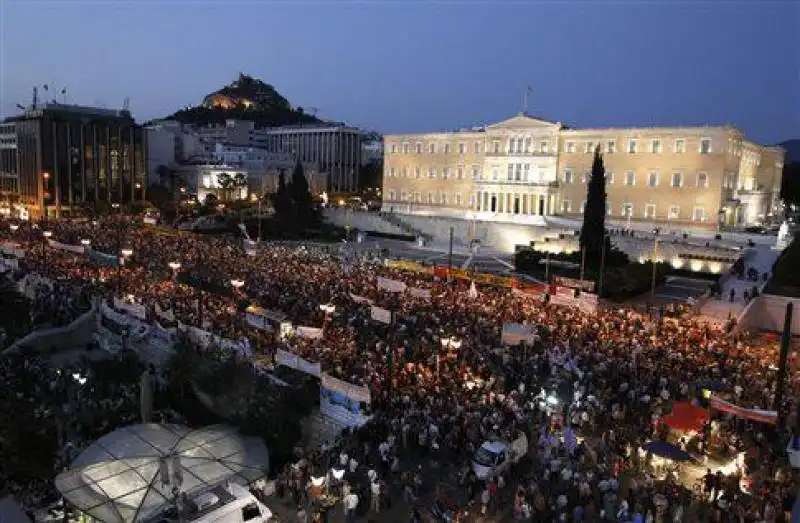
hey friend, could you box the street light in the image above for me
[168,261,181,280]
[80,238,90,247]
[230,279,245,289]
[117,248,133,295]
[649,227,660,308]
[319,303,336,315]
[42,230,52,267]
[9,224,18,233]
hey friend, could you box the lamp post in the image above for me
[42,230,52,268]
[42,172,50,221]
[649,228,660,309]
[135,182,142,202]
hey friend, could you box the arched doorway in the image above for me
[514,197,520,214]
[538,197,545,216]
[490,195,497,212]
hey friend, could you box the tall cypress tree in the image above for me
[579,146,607,260]
[274,170,292,223]
[289,158,313,226]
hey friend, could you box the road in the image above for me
[627,276,712,310]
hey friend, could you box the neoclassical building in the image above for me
[381,114,785,229]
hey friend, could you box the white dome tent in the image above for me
[55,424,269,523]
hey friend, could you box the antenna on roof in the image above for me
[123,97,131,112]
[522,86,533,115]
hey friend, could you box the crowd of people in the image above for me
[0,215,798,522]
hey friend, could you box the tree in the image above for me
[780,162,800,211]
[289,158,314,226]
[216,172,234,201]
[273,170,292,223]
[233,173,248,200]
[580,146,607,261]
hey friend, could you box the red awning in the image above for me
[663,401,709,432]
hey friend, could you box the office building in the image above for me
[264,124,362,193]
[382,113,785,229]
[195,119,268,151]
[4,103,147,219]
[145,120,203,183]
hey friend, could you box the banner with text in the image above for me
[321,373,372,404]
[295,326,324,340]
[553,276,596,293]
[88,249,119,268]
[370,305,392,325]
[710,397,777,425]
[501,323,538,346]
[274,348,322,377]
[48,239,86,254]
[377,276,407,293]
[408,287,432,299]
[349,294,374,305]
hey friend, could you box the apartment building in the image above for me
[382,113,785,229]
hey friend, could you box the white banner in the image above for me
[349,294,374,305]
[321,373,372,404]
[295,326,323,340]
[0,242,24,258]
[143,216,158,225]
[370,305,392,325]
[274,348,323,378]
[376,276,406,293]
[245,305,287,330]
[47,239,85,254]
[113,296,148,320]
[501,323,538,346]
[408,287,431,299]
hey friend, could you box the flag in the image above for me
[467,281,478,299]
[370,305,392,325]
[377,276,406,293]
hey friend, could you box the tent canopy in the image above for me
[55,424,269,523]
[663,401,709,432]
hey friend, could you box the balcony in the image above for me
[474,179,559,189]
[484,150,555,158]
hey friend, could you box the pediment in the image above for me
[486,113,561,131]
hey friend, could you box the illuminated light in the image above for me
[546,395,559,406]
[709,262,722,274]
[690,260,704,272]
[42,230,52,238]
[671,257,684,269]
[338,199,346,206]
[168,261,181,270]
[638,257,646,264]
[231,279,245,289]
[120,248,133,257]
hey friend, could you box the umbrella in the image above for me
[642,441,692,462]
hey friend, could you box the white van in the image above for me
[471,432,529,480]
[163,481,273,523]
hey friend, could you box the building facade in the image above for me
[263,124,361,193]
[382,114,785,229]
[4,103,147,219]
[145,120,203,183]
[0,122,18,207]
[195,119,268,151]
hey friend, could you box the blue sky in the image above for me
[1,0,798,143]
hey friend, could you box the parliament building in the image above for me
[381,114,785,229]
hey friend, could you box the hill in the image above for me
[166,73,320,128]
[779,140,800,164]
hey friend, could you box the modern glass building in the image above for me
[4,103,147,219]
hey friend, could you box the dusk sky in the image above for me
[1,1,798,144]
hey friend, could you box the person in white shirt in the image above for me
[370,480,381,513]
[343,491,359,523]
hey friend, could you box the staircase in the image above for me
[301,408,348,450]
[379,212,432,241]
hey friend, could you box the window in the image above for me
[458,142,465,154]
[242,503,262,521]
[442,144,450,154]
[693,207,706,222]
[523,163,530,181]
[540,141,548,153]
[428,143,435,154]
[524,137,532,152]
[400,190,408,201]
[644,204,656,219]
[472,166,480,179]
[457,167,464,179]
[565,141,575,153]
[697,172,708,188]
[455,193,462,205]
[671,171,683,188]
[585,141,594,154]
[474,141,482,154]
[388,189,396,200]
[668,205,680,220]
[700,138,712,154]
[508,138,516,153]
[390,144,397,154]
[674,139,685,153]
[606,202,613,215]
[606,171,614,185]
[427,192,434,204]
[648,171,659,187]
[507,164,514,181]
[625,171,636,186]
[492,168,498,180]
[622,203,634,217]
[564,170,574,184]
[651,139,661,154]
[402,167,408,178]
[414,167,420,179]
[562,200,572,213]
[492,141,500,154]
[440,192,448,205]
[627,139,638,153]
[390,167,396,178]
[442,168,450,180]
[515,163,522,181]
[583,172,591,184]
[428,167,435,179]
[415,143,422,154]
[606,140,616,154]
[402,143,409,154]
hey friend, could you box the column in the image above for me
[506,193,512,214]
[476,191,481,211]
[483,192,488,211]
